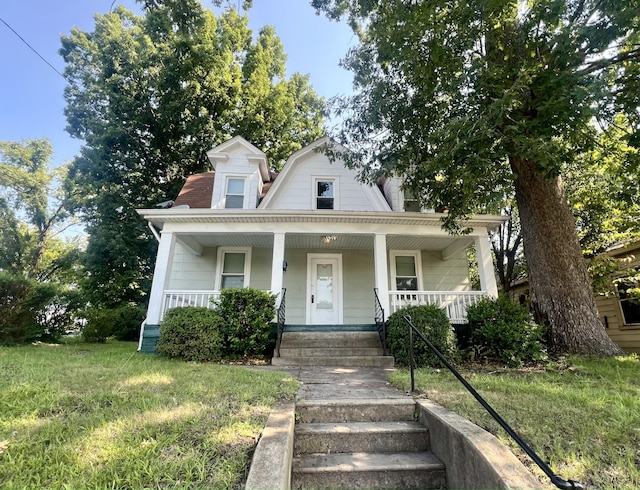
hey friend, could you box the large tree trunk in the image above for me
[510,155,624,356]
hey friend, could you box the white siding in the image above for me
[267,153,386,211]
[211,154,262,209]
[168,244,217,290]
[421,250,471,291]
[249,248,272,290]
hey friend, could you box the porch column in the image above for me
[474,232,499,297]
[270,232,286,306]
[374,234,390,317]
[146,231,177,325]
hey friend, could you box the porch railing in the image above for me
[161,290,220,321]
[389,290,486,323]
[275,288,287,357]
[373,288,387,355]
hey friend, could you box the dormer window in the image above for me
[316,179,335,210]
[403,189,421,212]
[225,178,245,209]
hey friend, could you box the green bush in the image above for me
[82,308,114,343]
[157,307,224,362]
[214,288,276,358]
[466,295,546,367]
[112,305,146,341]
[386,304,457,367]
[0,272,57,345]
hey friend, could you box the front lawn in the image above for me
[390,355,640,490]
[0,340,298,489]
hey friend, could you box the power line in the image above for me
[0,15,66,81]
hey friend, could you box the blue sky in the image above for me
[0,0,355,168]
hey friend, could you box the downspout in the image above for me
[148,222,161,242]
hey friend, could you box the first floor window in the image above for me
[217,248,251,289]
[225,178,245,209]
[391,251,422,291]
[618,278,640,325]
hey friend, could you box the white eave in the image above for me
[136,208,508,231]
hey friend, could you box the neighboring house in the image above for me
[136,136,506,353]
[510,241,640,354]
[593,241,640,353]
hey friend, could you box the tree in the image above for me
[60,1,325,308]
[313,0,640,355]
[0,139,83,343]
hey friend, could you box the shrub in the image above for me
[82,308,114,343]
[386,304,457,367]
[112,305,146,341]
[214,288,276,358]
[157,307,224,362]
[466,295,546,367]
[0,272,57,345]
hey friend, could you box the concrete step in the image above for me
[271,355,394,368]
[291,451,446,489]
[276,347,384,357]
[281,331,381,343]
[296,399,417,423]
[294,421,430,454]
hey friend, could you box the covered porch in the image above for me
[140,210,503,333]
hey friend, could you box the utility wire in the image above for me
[0,15,66,81]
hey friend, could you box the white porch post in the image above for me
[474,232,499,297]
[146,231,177,325]
[374,234,390,317]
[270,232,286,306]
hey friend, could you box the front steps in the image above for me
[292,398,447,489]
[272,330,394,367]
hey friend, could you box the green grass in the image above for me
[389,355,640,490]
[0,340,299,490]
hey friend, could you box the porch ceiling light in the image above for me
[322,235,337,244]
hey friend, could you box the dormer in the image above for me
[206,136,270,209]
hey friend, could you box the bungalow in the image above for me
[136,136,506,362]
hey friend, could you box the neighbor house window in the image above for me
[216,248,251,289]
[225,178,245,209]
[316,180,335,210]
[618,279,640,325]
[390,251,422,291]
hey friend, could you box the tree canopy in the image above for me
[60,0,326,307]
[314,0,640,355]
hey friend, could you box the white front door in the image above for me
[307,254,342,324]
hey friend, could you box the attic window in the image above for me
[403,189,421,212]
[316,180,334,210]
[225,178,245,209]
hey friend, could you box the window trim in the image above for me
[402,188,421,212]
[224,176,246,209]
[215,247,252,290]
[389,250,423,291]
[312,177,338,210]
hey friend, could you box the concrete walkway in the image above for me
[282,366,407,401]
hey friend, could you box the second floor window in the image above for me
[316,180,334,209]
[225,178,245,209]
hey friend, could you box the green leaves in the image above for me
[60,3,326,307]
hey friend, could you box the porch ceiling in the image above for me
[179,232,473,251]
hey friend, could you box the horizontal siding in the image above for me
[249,248,272,290]
[343,250,375,323]
[270,153,383,211]
[168,244,217,290]
[421,250,471,291]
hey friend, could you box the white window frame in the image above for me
[312,177,339,210]
[402,188,421,212]
[389,250,423,291]
[215,247,252,290]
[224,176,246,209]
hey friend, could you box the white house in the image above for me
[136,136,505,358]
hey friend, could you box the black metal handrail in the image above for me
[275,288,286,357]
[403,314,584,490]
[374,288,387,355]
